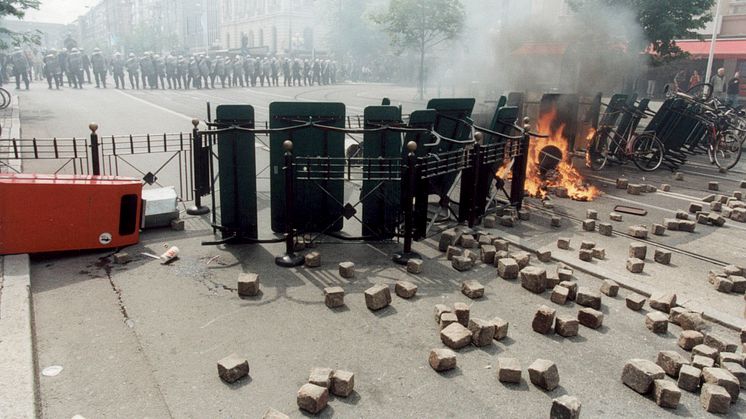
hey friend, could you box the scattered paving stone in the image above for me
[469,318,496,347]
[678,330,705,351]
[551,285,570,305]
[217,354,250,383]
[537,248,552,262]
[679,220,697,232]
[578,308,603,329]
[331,370,355,397]
[461,280,484,299]
[338,262,355,278]
[262,407,289,419]
[674,172,684,181]
[711,201,723,212]
[446,246,463,260]
[429,348,457,372]
[297,383,328,414]
[463,250,479,264]
[722,362,746,390]
[657,351,690,378]
[308,367,333,388]
[497,357,522,383]
[551,395,581,419]
[693,344,720,361]
[551,216,562,227]
[693,355,716,369]
[616,178,629,189]
[579,249,594,262]
[559,281,578,301]
[661,184,671,192]
[483,215,497,229]
[732,276,746,294]
[491,317,509,340]
[627,184,643,195]
[678,364,702,392]
[580,240,596,250]
[582,219,596,231]
[626,294,646,311]
[622,359,666,394]
[555,315,579,337]
[649,293,677,313]
[324,287,345,308]
[600,280,618,297]
[702,367,740,401]
[653,379,681,409]
[557,268,574,282]
[586,209,598,219]
[500,215,516,227]
[460,234,477,249]
[406,258,423,274]
[454,302,470,327]
[676,210,690,220]
[170,218,185,231]
[364,284,391,311]
[742,327,746,344]
[440,323,473,349]
[438,229,459,251]
[651,223,666,236]
[713,276,733,293]
[498,258,520,280]
[609,212,623,222]
[452,256,474,272]
[644,184,658,193]
[626,258,645,274]
[478,235,494,246]
[646,312,669,334]
[688,203,704,213]
[724,264,743,276]
[576,287,602,310]
[628,226,648,239]
[674,311,705,331]
[521,267,547,294]
[704,333,739,353]
[304,252,321,268]
[653,249,672,265]
[629,243,647,259]
[546,271,561,288]
[703,194,717,203]
[598,222,613,236]
[434,304,452,323]
[719,352,745,367]
[480,245,497,265]
[395,281,418,299]
[113,252,130,264]
[440,312,459,329]
[709,181,720,191]
[532,305,556,334]
[557,238,570,250]
[237,273,261,297]
[700,383,731,413]
[736,191,745,201]
[512,251,531,269]
[493,239,509,252]
[663,218,680,231]
[528,359,560,391]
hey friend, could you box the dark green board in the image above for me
[361,105,403,239]
[269,102,346,233]
[426,98,476,197]
[403,110,437,240]
[216,105,257,240]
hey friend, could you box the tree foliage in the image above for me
[570,0,715,60]
[323,0,387,61]
[371,0,465,97]
[0,0,41,49]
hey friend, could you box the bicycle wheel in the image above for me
[686,83,714,101]
[713,131,743,170]
[631,133,664,172]
[0,88,10,110]
[585,129,609,171]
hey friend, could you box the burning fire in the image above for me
[520,109,600,201]
[584,128,597,168]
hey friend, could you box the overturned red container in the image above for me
[0,174,142,255]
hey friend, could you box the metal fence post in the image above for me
[510,117,531,211]
[275,140,304,267]
[187,118,210,215]
[393,141,421,265]
[89,122,100,176]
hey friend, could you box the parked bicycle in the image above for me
[0,87,10,110]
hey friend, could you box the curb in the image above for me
[0,254,38,418]
[500,232,746,332]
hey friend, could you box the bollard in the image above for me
[187,118,210,215]
[275,140,304,267]
[510,117,531,211]
[89,122,100,176]
[393,141,422,265]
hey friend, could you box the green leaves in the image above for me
[0,1,41,49]
[370,0,465,53]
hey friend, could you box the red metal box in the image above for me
[0,174,142,254]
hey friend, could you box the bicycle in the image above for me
[586,103,665,172]
[0,87,11,110]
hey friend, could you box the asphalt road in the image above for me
[18,80,746,418]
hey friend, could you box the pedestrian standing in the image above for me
[727,72,741,106]
[689,70,701,89]
[710,67,727,101]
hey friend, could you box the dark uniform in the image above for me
[11,48,29,89]
[177,56,188,89]
[67,48,84,89]
[232,56,244,87]
[154,55,166,89]
[165,54,177,89]
[111,53,125,89]
[292,59,301,86]
[242,55,252,87]
[199,56,210,89]
[140,54,155,89]
[188,56,200,88]
[125,53,139,89]
[213,57,226,88]
[91,49,107,88]
[81,50,91,84]
[43,51,62,89]
[282,58,291,86]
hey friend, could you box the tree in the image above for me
[323,0,388,63]
[0,0,41,49]
[570,0,715,62]
[371,0,465,98]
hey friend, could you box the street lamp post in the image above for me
[705,0,724,84]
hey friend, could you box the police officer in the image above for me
[80,49,91,84]
[199,55,211,89]
[282,57,291,87]
[312,59,321,86]
[292,58,301,86]
[111,52,125,89]
[242,54,252,87]
[177,55,188,89]
[126,52,139,89]
[11,47,29,89]
[188,55,200,88]
[43,49,62,89]
[213,56,225,88]
[271,57,279,86]
[67,48,84,89]
[154,54,166,89]
[140,52,154,89]
[91,48,107,88]
[232,55,244,87]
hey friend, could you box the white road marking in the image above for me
[113,89,202,124]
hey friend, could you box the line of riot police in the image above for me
[35,47,340,91]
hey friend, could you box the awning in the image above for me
[675,39,746,60]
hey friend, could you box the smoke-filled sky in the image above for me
[22,0,96,24]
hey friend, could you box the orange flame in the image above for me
[584,127,597,168]
[523,109,600,201]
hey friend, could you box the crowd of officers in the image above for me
[15,46,340,90]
